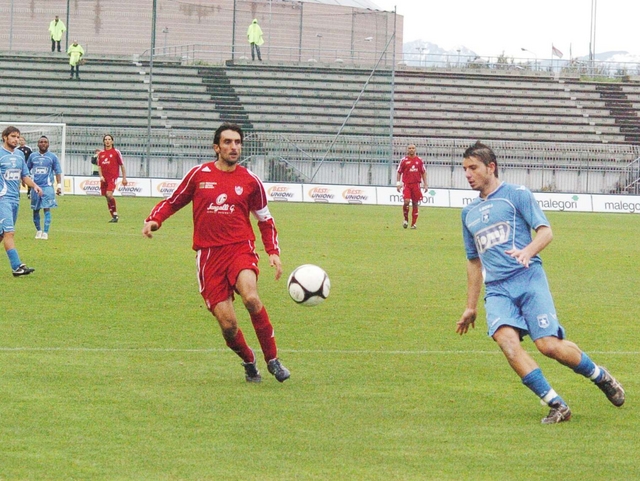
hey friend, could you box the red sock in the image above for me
[412,206,419,226]
[225,328,254,363]
[107,197,117,216]
[250,307,278,362]
[402,205,409,221]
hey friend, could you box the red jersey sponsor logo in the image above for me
[207,193,235,214]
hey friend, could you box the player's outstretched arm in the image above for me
[142,221,159,238]
[269,254,282,281]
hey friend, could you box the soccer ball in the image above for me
[287,264,330,307]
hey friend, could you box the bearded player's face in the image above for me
[214,130,242,165]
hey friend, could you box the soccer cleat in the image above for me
[35,231,43,239]
[402,220,408,229]
[242,360,262,383]
[410,224,417,230]
[12,264,35,277]
[541,402,572,424]
[41,232,49,240]
[242,350,262,383]
[267,358,290,383]
[595,367,625,407]
[108,215,119,223]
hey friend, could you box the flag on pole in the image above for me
[552,45,563,58]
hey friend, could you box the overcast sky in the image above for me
[372,0,639,59]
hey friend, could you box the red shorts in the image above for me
[101,178,118,195]
[402,183,423,203]
[197,241,260,310]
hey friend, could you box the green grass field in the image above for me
[1,195,638,480]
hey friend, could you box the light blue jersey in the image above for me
[0,146,29,204]
[27,151,61,188]
[461,182,549,283]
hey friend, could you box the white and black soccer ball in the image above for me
[287,264,330,307]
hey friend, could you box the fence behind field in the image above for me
[61,128,640,195]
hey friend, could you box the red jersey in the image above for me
[146,162,280,254]
[397,155,425,185]
[97,148,123,180]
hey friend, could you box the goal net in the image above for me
[0,121,67,192]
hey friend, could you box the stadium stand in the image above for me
[0,52,227,130]
[2,51,640,193]
[3,51,640,147]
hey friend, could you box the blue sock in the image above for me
[572,352,602,381]
[522,368,566,406]
[33,210,41,231]
[44,210,52,233]
[6,248,21,270]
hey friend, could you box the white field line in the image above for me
[0,347,638,355]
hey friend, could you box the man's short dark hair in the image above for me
[213,123,243,147]
[2,126,20,140]
[463,141,499,177]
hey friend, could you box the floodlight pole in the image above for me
[589,0,597,75]
[231,0,237,61]
[388,7,397,185]
[146,0,157,176]
[9,0,14,50]
[65,0,70,52]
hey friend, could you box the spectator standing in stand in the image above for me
[247,19,264,61]
[67,40,84,80]
[49,16,66,52]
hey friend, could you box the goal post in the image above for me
[0,121,67,193]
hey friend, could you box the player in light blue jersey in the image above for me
[456,141,625,424]
[27,136,62,240]
[0,126,43,277]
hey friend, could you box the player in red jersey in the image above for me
[396,144,427,229]
[97,134,127,223]
[142,123,290,383]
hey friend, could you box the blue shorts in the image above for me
[484,264,565,341]
[31,186,58,210]
[0,199,18,234]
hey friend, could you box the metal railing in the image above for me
[61,127,640,195]
[141,43,393,67]
[138,43,640,80]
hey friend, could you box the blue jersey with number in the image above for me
[461,182,549,283]
[27,151,62,188]
[0,147,28,204]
